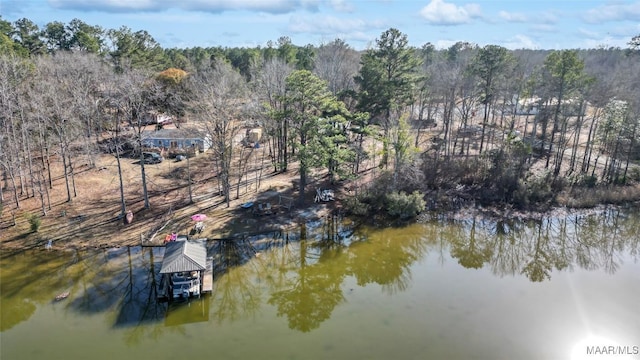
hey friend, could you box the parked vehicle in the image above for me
[142,152,163,164]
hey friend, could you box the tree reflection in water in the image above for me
[0,246,173,340]
[0,297,36,332]
[1,249,79,331]
[210,238,264,323]
[267,218,429,331]
[210,209,640,332]
[449,216,493,269]
[2,208,638,335]
[445,208,640,281]
[268,240,347,332]
[347,226,429,295]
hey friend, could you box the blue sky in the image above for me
[2,0,639,50]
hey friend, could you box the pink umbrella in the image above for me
[191,214,207,222]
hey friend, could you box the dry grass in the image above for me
[557,183,640,208]
[1,153,195,250]
[0,150,342,252]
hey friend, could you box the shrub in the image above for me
[385,191,426,219]
[342,196,371,217]
[570,174,598,188]
[512,171,555,208]
[29,214,41,233]
[629,167,640,183]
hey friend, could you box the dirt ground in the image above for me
[0,149,344,252]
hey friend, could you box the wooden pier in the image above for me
[202,257,213,293]
[158,275,168,300]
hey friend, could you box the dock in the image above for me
[202,256,213,293]
[157,241,213,301]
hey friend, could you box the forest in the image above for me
[1,17,640,228]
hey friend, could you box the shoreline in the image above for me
[0,196,342,253]
[4,200,637,255]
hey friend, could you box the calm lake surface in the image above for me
[1,207,639,360]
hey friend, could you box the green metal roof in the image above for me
[160,240,207,274]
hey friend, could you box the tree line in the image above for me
[1,17,639,221]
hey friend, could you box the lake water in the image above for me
[1,207,639,360]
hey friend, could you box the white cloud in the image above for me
[539,11,559,25]
[577,28,601,40]
[576,24,639,49]
[581,36,629,49]
[48,0,318,13]
[498,10,527,23]
[530,24,556,33]
[48,0,148,11]
[287,14,387,47]
[502,34,538,50]
[434,39,458,49]
[4,0,44,16]
[419,0,482,25]
[608,23,640,37]
[288,15,385,35]
[583,1,640,23]
[329,0,355,12]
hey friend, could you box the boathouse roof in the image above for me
[160,240,207,274]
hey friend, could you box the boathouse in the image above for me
[159,240,212,300]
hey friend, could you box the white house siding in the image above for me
[142,129,211,152]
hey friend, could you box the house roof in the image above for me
[160,240,207,273]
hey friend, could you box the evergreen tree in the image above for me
[355,28,420,167]
[281,70,352,204]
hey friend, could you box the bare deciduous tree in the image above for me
[251,57,293,172]
[191,59,247,207]
[313,38,360,97]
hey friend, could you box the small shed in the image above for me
[141,111,173,126]
[242,128,262,147]
[142,128,212,152]
[247,128,262,143]
[160,240,208,300]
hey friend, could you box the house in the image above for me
[142,128,212,153]
[512,96,586,117]
[159,239,211,300]
[513,97,542,115]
